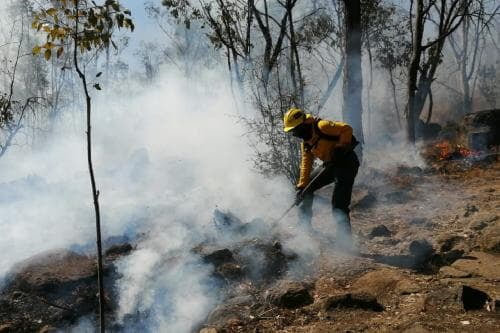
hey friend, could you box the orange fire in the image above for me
[435,141,479,160]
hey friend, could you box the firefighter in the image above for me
[283,107,360,244]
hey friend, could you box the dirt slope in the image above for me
[1,159,498,333]
[201,159,500,333]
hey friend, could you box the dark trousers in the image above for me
[298,151,359,236]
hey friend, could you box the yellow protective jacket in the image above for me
[297,117,354,188]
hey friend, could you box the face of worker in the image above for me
[291,123,313,140]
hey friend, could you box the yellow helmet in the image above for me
[283,108,310,132]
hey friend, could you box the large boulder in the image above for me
[451,251,500,280]
[0,250,97,331]
[8,250,96,293]
[0,244,133,332]
[462,109,500,150]
[351,269,402,300]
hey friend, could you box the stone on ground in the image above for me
[265,281,313,309]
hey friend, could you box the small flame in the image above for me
[434,141,479,160]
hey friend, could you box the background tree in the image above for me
[0,1,47,158]
[406,0,472,143]
[31,1,134,331]
[448,0,500,114]
[145,1,218,77]
[342,0,363,146]
[161,0,343,183]
[478,63,499,108]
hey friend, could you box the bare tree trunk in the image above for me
[342,0,364,144]
[425,87,433,124]
[317,58,344,114]
[388,67,402,129]
[73,2,105,331]
[460,16,472,114]
[407,0,424,143]
[366,41,374,138]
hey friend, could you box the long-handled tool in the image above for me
[273,163,332,224]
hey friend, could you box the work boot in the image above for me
[333,209,355,253]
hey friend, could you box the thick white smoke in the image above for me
[0,2,434,331]
[0,64,298,330]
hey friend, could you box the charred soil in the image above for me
[1,159,499,333]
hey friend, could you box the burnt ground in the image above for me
[199,158,500,333]
[0,158,499,333]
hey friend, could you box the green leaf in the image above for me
[32,45,42,55]
[93,83,102,90]
[46,8,57,16]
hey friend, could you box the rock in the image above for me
[486,299,500,313]
[212,208,244,232]
[384,191,412,204]
[431,249,465,267]
[38,326,56,333]
[480,224,500,253]
[462,108,500,150]
[353,191,377,209]
[199,328,218,333]
[436,234,465,252]
[206,305,241,326]
[351,269,402,298]
[408,217,432,227]
[368,225,391,239]
[202,249,234,266]
[236,239,297,282]
[9,250,96,292]
[0,325,13,333]
[105,243,133,257]
[409,240,435,262]
[469,220,489,231]
[464,204,479,217]
[397,166,423,175]
[419,287,463,313]
[225,295,255,306]
[459,285,491,311]
[322,292,383,312]
[439,266,471,278]
[266,281,313,309]
[0,248,127,331]
[11,291,22,299]
[451,251,500,280]
[395,280,421,295]
[215,263,243,280]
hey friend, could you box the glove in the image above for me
[295,187,304,205]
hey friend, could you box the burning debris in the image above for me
[434,140,479,161]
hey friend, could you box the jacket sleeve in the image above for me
[318,120,353,147]
[297,142,314,188]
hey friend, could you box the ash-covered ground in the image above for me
[1,154,499,333]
